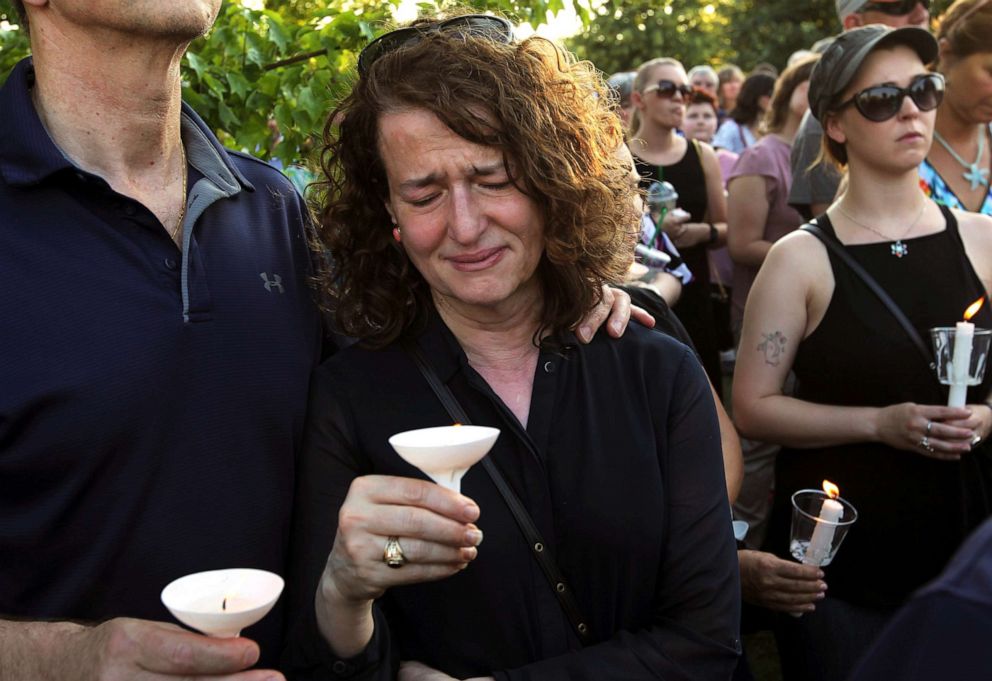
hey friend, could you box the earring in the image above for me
[392,227,401,242]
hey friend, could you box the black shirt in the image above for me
[768,208,992,607]
[284,313,740,679]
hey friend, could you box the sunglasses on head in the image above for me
[643,80,694,99]
[357,15,514,77]
[835,72,944,122]
[858,0,929,16]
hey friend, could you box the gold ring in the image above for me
[383,536,406,568]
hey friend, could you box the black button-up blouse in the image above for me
[283,314,741,680]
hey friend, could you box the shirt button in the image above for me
[543,361,555,374]
[124,204,137,216]
[164,257,178,271]
[332,660,348,675]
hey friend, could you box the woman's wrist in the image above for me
[316,574,375,658]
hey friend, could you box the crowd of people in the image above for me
[3,0,992,680]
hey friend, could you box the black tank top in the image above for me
[633,140,709,287]
[633,142,721,389]
[769,205,992,607]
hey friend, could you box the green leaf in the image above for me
[226,71,250,100]
[264,11,290,53]
[217,100,239,130]
[185,51,206,78]
[202,72,227,99]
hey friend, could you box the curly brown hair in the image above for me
[316,22,635,348]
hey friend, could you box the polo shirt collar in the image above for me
[0,56,253,193]
[0,58,70,186]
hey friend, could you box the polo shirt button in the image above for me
[164,257,178,271]
[124,204,137,216]
[543,361,555,374]
[332,660,348,675]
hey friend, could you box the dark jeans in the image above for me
[774,597,895,681]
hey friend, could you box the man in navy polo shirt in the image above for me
[0,1,318,678]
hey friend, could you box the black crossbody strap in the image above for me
[405,342,593,645]
[802,222,937,376]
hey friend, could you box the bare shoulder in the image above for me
[954,208,992,240]
[695,139,717,161]
[766,228,830,274]
[954,208,992,291]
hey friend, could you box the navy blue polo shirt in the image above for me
[0,58,321,665]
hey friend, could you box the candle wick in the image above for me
[222,597,227,611]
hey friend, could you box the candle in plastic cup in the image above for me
[931,326,991,408]
[790,482,857,568]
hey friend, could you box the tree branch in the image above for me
[264,49,327,71]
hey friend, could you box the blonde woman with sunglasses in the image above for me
[629,58,729,396]
[734,25,992,681]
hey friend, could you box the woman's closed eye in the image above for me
[407,193,440,207]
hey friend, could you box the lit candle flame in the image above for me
[823,480,840,499]
[453,423,462,427]
[964,297,985,321]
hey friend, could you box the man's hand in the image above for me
[739,550,826,615]
[575,285,655,343]
[0,618,282,681]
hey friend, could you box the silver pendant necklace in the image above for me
[932,127,990,191]
[834,198,928,258]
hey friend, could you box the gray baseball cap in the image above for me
[836,0,869,20]
[808,24,938,122]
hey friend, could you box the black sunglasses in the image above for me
[642,80,694,99]
[836,73,944,122]
[357,15,514,76]
[858,0,929,16]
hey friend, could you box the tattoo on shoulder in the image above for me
[757,331,787,366]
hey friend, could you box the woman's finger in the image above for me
[912,436,964,460]
[356,476,480,522]
[369,534,478,567]
[355,505,483,548]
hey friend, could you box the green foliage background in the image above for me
[0,0,956,168]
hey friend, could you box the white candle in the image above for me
[948,320,975,408]
[804,497,844,565]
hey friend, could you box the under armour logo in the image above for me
[260,272,284,293]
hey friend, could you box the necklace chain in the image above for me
[170,143,188,243]
[932,127,990,191]
[834,198,928,259]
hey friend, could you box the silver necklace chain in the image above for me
[834,198,928,259]
[932,126,990,191]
